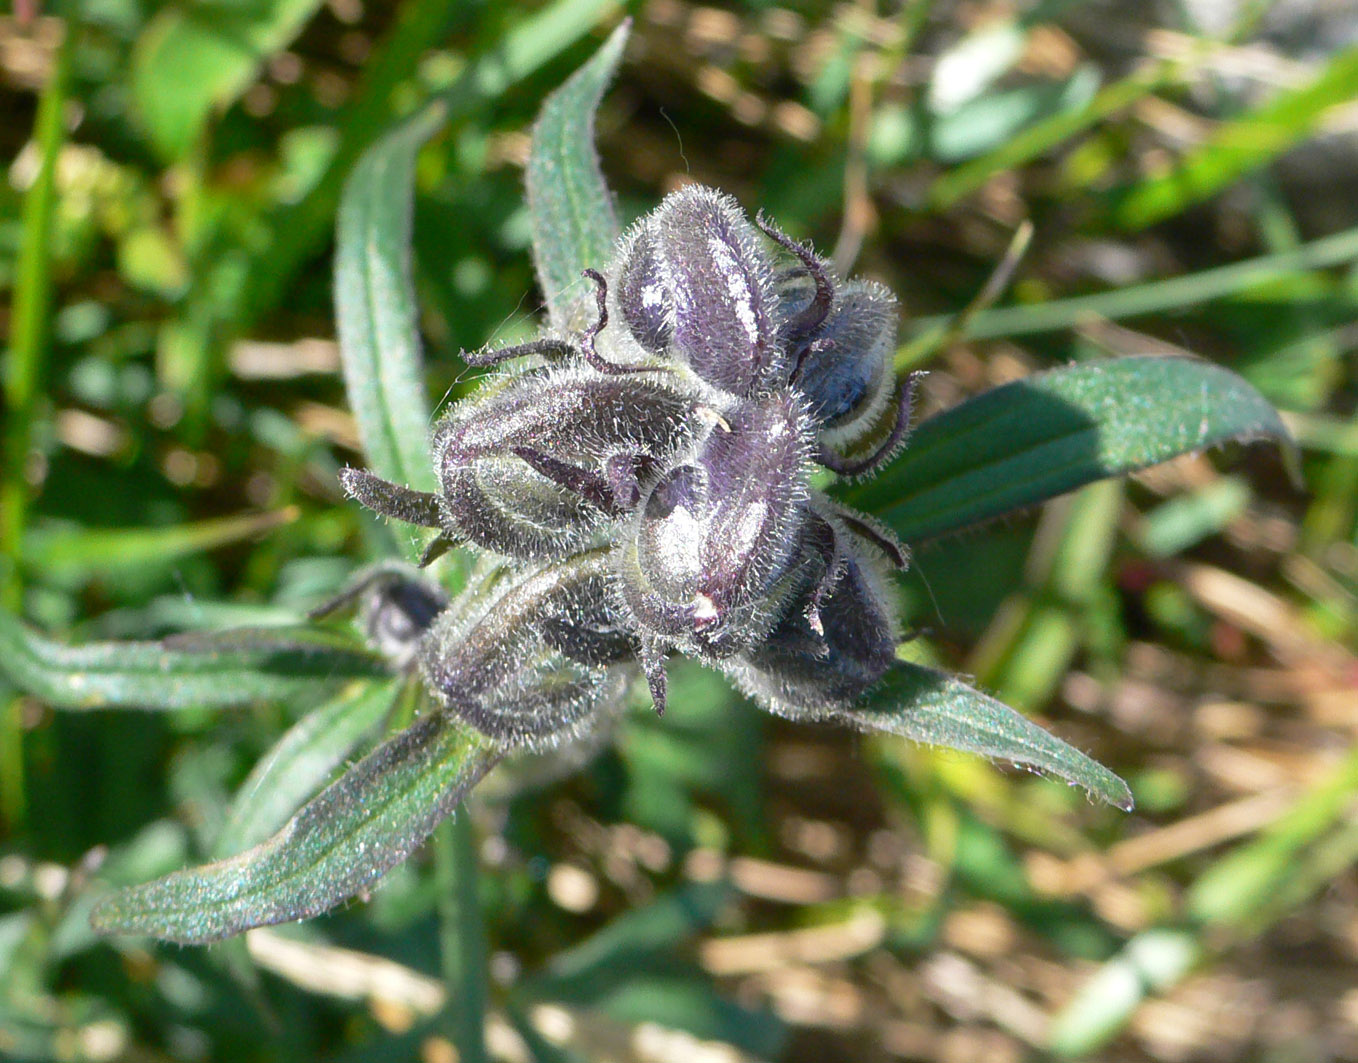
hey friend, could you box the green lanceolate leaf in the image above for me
[0,612,389,711]
[132,0,324,161]
[847,662,1133,810]
[526,20,629,334]
[91,710,502,944]
[848,356,1291,544]
[214,679,402,857]
[335,103,445,494]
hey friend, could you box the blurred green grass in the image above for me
[2,2,1356,1061]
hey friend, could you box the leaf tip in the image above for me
[1100,776,1136,813]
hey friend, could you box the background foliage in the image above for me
[2,1,1356,1061]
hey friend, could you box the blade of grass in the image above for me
[926,59,1178,209]
[22,508,298,581]
[1,22,73,826]
[526,881,733,1001]
[970,479,1123,711]
[902,222,1358,349]
[1187,743,1358,930]
[1107,45,1358,231]
[239,0,467,321]
[1052,744,1358,1054]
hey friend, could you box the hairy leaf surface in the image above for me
[0,613,389,711]
[848,357,1290,543]
[335,104,444,494]
[92,711,501,943]
[527,21,629,333]
[849,662,1133,810]
[214,680,402,857]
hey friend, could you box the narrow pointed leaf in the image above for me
[91,711,501,944]
[527,21,628,333]
[23,508,296,579]
[335,103,444,492]
[847,357,1290,543]
[214,679,402,857]
[847,662,1133,810]
[0,612,389,710]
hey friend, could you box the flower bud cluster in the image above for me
[342,185,919,748]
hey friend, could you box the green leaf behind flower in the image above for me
[527,21,629,334]
[334,104,445,494]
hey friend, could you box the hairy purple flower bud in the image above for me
[789,280,899,449]
[343,364,699,563]
[616,224,671,356]
[723,534,901,718]
[614,185,784,396]
[421,552,633,747]
[309,564,448,668]
[617,388,815,670]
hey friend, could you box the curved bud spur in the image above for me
[421,551,635,748]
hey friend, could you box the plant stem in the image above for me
[1,17,73,827]
[435,806,488,1063]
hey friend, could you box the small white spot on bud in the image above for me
[732,500,768,554]
[695,406,732,433]
[692,593,719,626]
[707,236,760,343]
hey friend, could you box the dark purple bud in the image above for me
[619,389,814,656]
[693,390,811,611]
[652,185,783,395]
[724,539,900,717]
[421,553,628,747]
[309,564,448,667]
[792,280,898,442]
[615,223,672,356]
